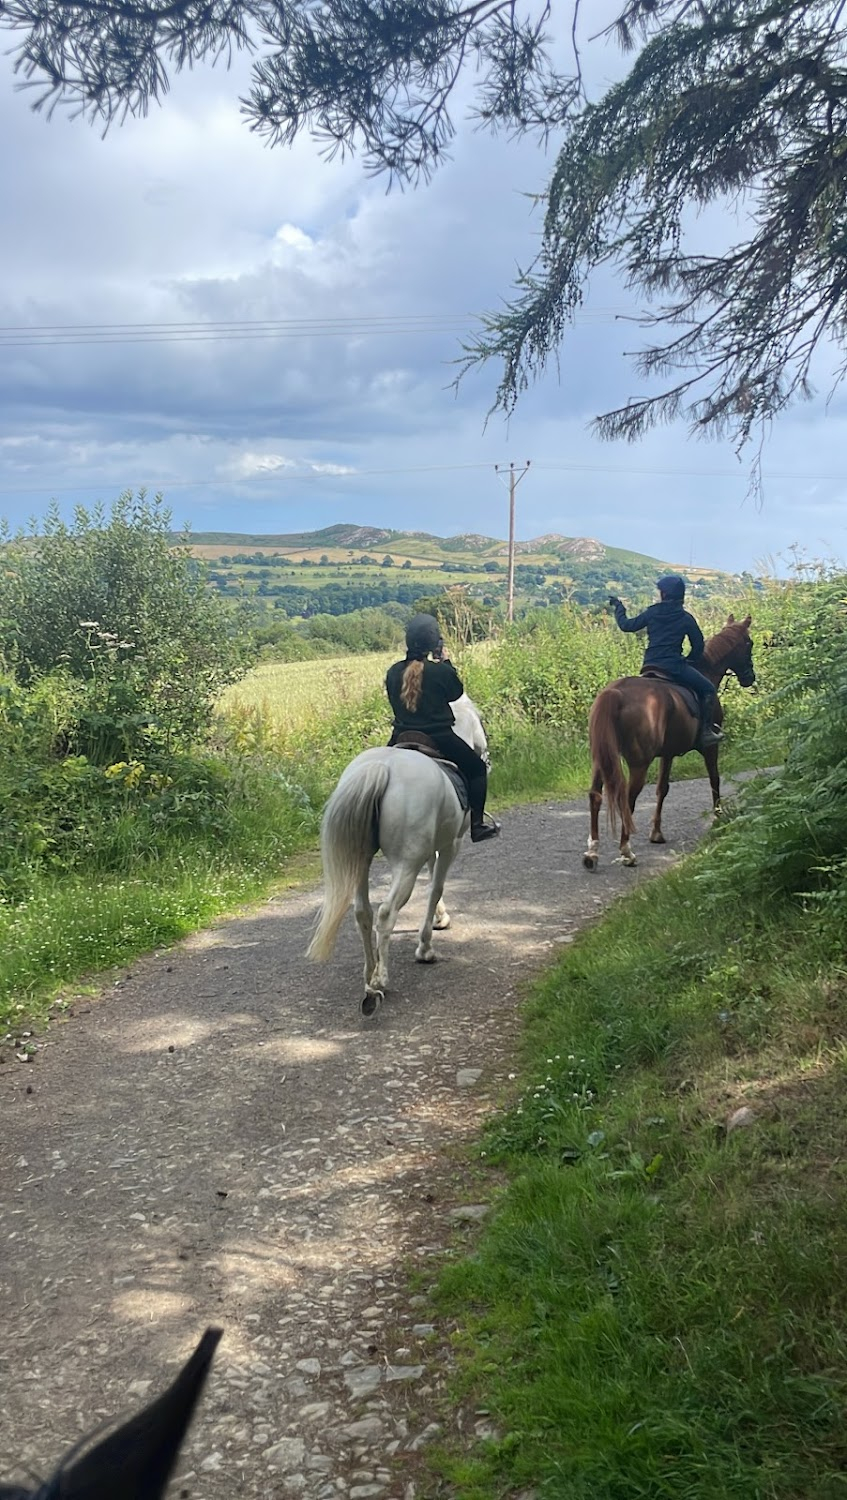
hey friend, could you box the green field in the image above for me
[219,653,395,742]
[181,522,737,619]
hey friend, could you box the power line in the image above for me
[0,308,628,334]
[0,461,502,496]
[0,456,843,499]
[532,461,847,483]
[0,307,626,351]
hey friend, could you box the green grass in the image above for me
[0,865,272,1025]
[218,653,396,742]
[0,760,321,1029]
[431,857,847,1499]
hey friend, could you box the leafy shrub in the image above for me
[0,493,246,757]
[0,697,318,905]
[697,573,847,909]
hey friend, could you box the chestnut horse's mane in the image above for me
[702,616,751,667]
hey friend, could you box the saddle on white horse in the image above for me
[390,731,470,811]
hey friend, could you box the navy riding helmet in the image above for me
[656,574,686,601]
[405,612,442,655]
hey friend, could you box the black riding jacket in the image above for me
[614,599,705,668]
[385,658,464,731]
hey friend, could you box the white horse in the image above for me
[306,695,488,1017]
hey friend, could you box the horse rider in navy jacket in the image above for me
[608,575,723,748]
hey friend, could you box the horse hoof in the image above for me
[621,854,638,868]
[433,913,451,931]
[583,853,598,871]
[649,832,666,845]
[361,990,384,1018]
[415,947,436,964]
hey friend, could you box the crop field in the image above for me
[219,652,394,740]
[222,562,486,589]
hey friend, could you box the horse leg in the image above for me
[650,757,672,843]
[416,847,456,963]
[429,858,452,930]
[620,765,647,867]
[353,868,377,993]
[369,863,419,1001]
[583,769,603,870]
[702,744,721,814]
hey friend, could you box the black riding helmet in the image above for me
[405,612,443,657]
[656,574,686,601]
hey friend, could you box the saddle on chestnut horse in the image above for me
[639,667,700,719]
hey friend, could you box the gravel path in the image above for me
[0,779,729,1498]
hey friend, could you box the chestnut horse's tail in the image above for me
[588,687,633,838]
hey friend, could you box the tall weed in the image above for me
[697,575,847,909]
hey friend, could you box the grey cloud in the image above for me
[1,33,846,573]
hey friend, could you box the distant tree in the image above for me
[5,3,847,450]
[413,587,496,643]
[402,559,413,569]
[381,554,395,567]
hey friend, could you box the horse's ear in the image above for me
[726,613,735,624]
[50,1328,222,1500]
[741,613,752,629]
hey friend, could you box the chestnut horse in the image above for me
[583,614,756,869]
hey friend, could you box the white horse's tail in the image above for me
[307,757,390,962]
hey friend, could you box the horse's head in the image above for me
[0,1328,221,1500]
[713,613,756,687]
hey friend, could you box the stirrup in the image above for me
[698,724,723,748]
[471,816,500,843]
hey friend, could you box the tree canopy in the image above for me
[5,1,847,448]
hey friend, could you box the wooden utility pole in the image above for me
[495,461,531,623]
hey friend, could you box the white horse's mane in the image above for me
[452,693,489,761]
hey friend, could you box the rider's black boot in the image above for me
[471,810,501,842]
[697,696,723,749]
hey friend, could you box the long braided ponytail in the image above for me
[400,659,425,712]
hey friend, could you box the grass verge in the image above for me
[432,853,847,1498]
[0,766,321,1031]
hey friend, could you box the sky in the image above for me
[1,9,846,577]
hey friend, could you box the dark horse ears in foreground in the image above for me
[0,1327,221,1500]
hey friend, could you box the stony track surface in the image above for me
[0,780,727,1498]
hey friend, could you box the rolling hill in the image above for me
[177,524,738,619]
